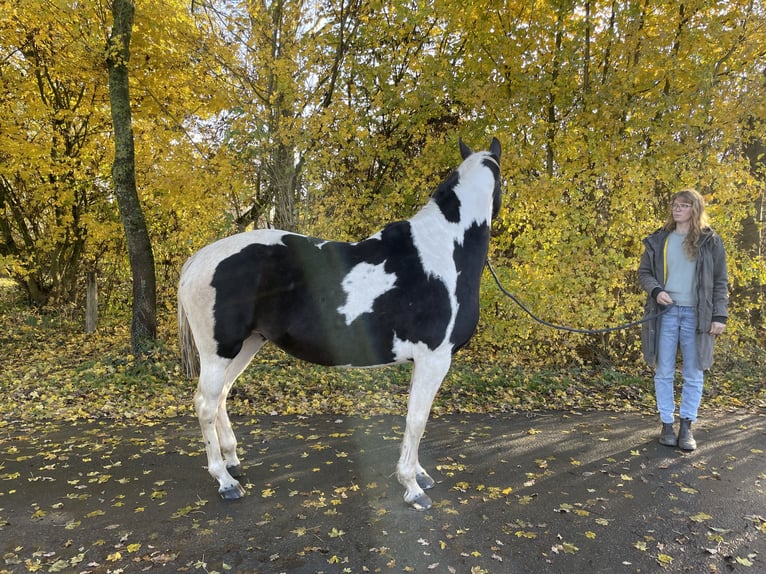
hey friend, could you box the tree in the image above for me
[0,0,111,305]
[0,0,243,314]
[107,0,156,352]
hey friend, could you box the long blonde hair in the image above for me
[663,188,710,259]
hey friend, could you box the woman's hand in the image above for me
[656,291,674,306]
[710,322,726,336]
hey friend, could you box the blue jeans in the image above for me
[654,305,704,423]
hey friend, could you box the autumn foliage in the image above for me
[1,0,764,372]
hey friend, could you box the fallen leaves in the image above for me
[657,552,674,566]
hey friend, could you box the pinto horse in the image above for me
[178,138,502,510]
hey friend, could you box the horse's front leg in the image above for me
[195,357,246,500]
[396,349,451,510]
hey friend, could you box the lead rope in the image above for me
[485,259,673,335]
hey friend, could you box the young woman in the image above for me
[638,189,729,450]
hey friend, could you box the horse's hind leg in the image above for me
[195,354,245,500]
[195,334,265,500]
[396,348,452,510]
[216,334,265,479]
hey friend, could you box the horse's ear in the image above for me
[459,138,473,159]
[489,137,501,161]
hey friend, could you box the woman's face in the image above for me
[671,198,694,226]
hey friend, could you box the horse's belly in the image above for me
[269,319,400,367]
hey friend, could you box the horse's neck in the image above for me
[408,199,490,257]
[410,199,490,237]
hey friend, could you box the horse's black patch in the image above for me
[483,158,502,219]
[432,170,462,223]
[211,222,452,366]
[450,222,491,351]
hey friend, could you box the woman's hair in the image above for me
[663,188,710,258]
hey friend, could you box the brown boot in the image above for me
[678,418,697,451]
[659,422,677,447]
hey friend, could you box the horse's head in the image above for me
[456,137,502,221]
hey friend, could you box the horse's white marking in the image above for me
[408,203,462,343]
[337,261,397,325]
[455,157,496,226]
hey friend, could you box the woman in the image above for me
[638,189,728,451]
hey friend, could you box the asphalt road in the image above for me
[1,409,764,573]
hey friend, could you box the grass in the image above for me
[0,288,763,424]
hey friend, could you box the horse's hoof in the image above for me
[416,472,435,490]
[408,492,433,511]
[219,482,246,501]
[227,464,245,479]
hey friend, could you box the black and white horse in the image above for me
[178,138,502,510]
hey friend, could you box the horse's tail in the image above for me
[178,297,200,378]
[178,261,200,379]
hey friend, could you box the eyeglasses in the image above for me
[671,203,692,211]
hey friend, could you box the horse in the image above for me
[177,137,502,510]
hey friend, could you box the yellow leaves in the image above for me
[47,558,73,572]
[171,497,208,518]
[436,461,466,477]
[551,541,579,554]
[677,483,699,495]
[690,512,712,523]
[655,553,674,566]
[453,481,470,492]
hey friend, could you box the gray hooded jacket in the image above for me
[638,228,728,370]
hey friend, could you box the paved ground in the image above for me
[1,410,764,573]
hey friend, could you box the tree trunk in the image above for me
[85,271,98,333]
[107,0,157,353]
[742,122,764,258]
